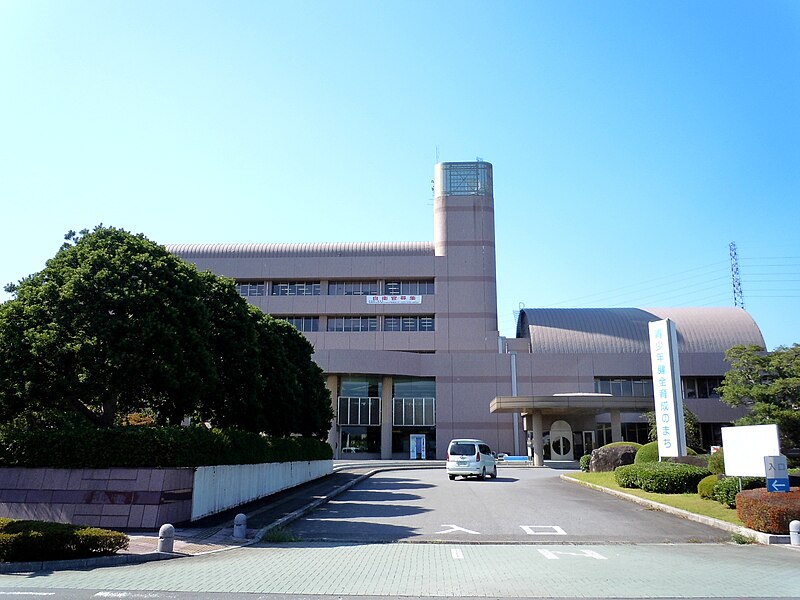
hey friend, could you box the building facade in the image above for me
[169,161,765,461]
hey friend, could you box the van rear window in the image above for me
[449,443,476,455]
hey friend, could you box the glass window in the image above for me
[383,280,434,295]
[341,426,380,453]
[236,282,266,296]
[382,316,435,332]
[327,316,378,332]
[337,396,380,426]
[278,316,319,332]
[328,281,379,296]
[392,396,436,426]
[271,281,321,296]
[340,376,382,398]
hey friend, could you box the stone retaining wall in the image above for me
[0,460,332,530]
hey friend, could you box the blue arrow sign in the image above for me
[767,478,790,492]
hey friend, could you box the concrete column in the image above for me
[531,411,545,467]
[523,411,545,467]
[381,376,393,459]
[325,374,338,458]
[610,409,622,443]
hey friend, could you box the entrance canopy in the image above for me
[490,393,653,416]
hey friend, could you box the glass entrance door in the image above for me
[549,420,574,460]
[410,434,426,460]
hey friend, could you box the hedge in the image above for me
[615,462,711,494]
[713,476,765,508]
[736,487,800,534]
[708,448,725,475]
[579,454,591,472]
[0,519,128,563]
[0,422,333,468]
[697,474,719,499]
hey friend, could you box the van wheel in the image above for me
[478,467,486,480]
[448,474,456,480]
[489,466,497,478]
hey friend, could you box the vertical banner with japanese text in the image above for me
[648,319,687,457]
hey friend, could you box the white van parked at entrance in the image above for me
[446,439,498,480]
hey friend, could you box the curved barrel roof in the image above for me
[166,241,435,259]
[517,307,764,354]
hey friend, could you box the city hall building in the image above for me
[168,161,765,463]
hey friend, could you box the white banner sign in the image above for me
[366,295,422,304]
[648,318,687,457]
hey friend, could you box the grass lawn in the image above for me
[564,471,744,526]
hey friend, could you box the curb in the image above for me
[561,474,795,546]
[0,549,180,574]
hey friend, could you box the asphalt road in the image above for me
[287,466,731,543]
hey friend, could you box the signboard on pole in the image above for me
[721,424,781,476]
[764,455,790,493]
[648,319,686,457]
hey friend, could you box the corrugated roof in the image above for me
[166,242,435,258]
[517,307,764,354]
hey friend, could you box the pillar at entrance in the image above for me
[610,409,622,443]
[380,376,393,459]
[523,411,545,467]
[325,374,338,457]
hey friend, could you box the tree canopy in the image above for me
[719,344,800,451]
[0,226,332,437]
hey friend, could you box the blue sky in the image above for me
[1,1,798,350]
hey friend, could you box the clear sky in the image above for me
[1,1,798,350]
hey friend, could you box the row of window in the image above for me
[278,316,435,332]
[594,376,724,399]
[237,279,435,297]
[337,396,436,427]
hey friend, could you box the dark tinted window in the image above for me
[449,443,476,456]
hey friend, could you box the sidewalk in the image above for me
[0,460,442,573]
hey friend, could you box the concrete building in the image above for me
[168,161,765,462]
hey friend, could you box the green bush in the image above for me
[0,420,333,468]
[614,462,711,493]
[634,441,660,464]
[697,474,719,499]
[708,449,725,474]
[614,464,641,488]
[579,454,591,472]
[0,519,128,563]
[713,476,765,508]
[603,441,643,450]
[736,488,800,534]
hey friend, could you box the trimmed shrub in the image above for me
[713,476,765,508]
[736,487,800,534]
[603,441,643,450]
[614,462,711,493]
[0,421,333,468]
[579,454,591,472]
[708,449,725,475]
[698,474,719,499]
[634,441,660,464]
[614,464,641,488]
[0,519,128,563]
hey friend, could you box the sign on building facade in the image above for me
[648,318,687,457]
[367,295,422,304]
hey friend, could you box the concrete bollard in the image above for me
[157,523,175,553]
[233,513,247,539]
[790,520,800,546]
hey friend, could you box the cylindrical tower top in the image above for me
[434,161,493,197]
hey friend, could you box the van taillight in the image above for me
[446,453,450,461]
[476,452,481,461]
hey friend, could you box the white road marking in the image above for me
[0,594,56,597]
[451,548,464,560]
[520,525,566,535]
[539,548,607,560]
[436,524,480,534]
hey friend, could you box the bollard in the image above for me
[157,523,175,553]
[233,513,247,539]
[790,520,800,546]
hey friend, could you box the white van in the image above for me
[446,438,498,480]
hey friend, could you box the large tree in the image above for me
[719,344,800,451]
[0,226,332,438]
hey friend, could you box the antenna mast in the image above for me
[729,242,745,309]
